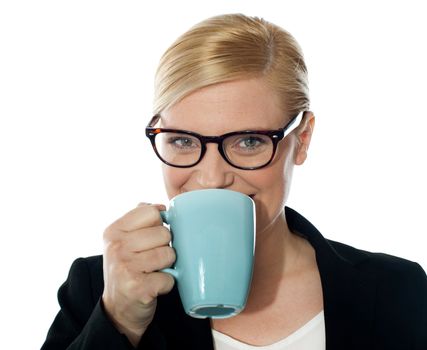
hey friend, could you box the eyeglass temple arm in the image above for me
[147,115,161,128]
[283,111,304,138]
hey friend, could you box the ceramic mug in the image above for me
[160,189,256,319]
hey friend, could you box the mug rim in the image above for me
[170,188,253,203]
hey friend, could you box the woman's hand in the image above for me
[102,203,175,347]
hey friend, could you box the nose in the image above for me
[195,144,234,189]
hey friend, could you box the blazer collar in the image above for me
[154,207,377,350]
[285,207,377,350]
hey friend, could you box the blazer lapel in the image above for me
[286,207,377,350]
[156,207,378,349]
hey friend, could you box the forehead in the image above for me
[160,78,287,134]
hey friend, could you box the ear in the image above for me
[295,112,315,165]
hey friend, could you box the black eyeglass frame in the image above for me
[145,111,307,170]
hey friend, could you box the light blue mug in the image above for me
[160,189,256,319]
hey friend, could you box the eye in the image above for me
[240,137,263,148]
[167,135,200,149]
[232,135,268,152]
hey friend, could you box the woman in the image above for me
[41,14,427,349]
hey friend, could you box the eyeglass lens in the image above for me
[155,132,274,168]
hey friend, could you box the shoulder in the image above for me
[328,240,427,345]
[61,255,104,302]
[328,239,426,278]
[67,255,103,279]
[73,254,103,272]
[327,239,427,292]
[328,239,425,272]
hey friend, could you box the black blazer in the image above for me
[41,207,427,349]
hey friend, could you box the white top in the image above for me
[211,311,325,350]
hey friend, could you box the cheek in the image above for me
[253,142,295,230]
[253,167,286,225]
[161,165,190,199]
[248,138,295,190]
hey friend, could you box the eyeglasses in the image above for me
[145,111,306,170]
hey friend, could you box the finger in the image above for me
[138,272,175,304]
[112,204,165,232]
[147,272,175,296]
[138,202,167,211]
[121,226,172,254]
[152,204,167,212]
[129,246,176,274]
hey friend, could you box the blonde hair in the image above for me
[153,13,309,118]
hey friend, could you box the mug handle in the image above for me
[159,210,179,279]
[159,210,169,224]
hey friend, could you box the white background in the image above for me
[1,0,426,348]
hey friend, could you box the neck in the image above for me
[252,211,301,280]
[240,211,307,315]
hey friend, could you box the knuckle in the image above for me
[153,246,166,263]
[139,274,173,304]
[103,226,115,241]
[140,291,155,305]
[146,205,157,215]
[165,273,175,290]
[147,206,162,224]
[150,246,174,267]
[104,240,123,259]
[140,250,159,273]
[103,257,130,290]
[125,276,141,295]
[117,277,149,304]
[110,214,127,230]
[159,226,172,243]
[165,246,176,265]
[138,275,157,305]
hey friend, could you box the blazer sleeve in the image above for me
[414,263,427,350]
[41,257,135,350]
